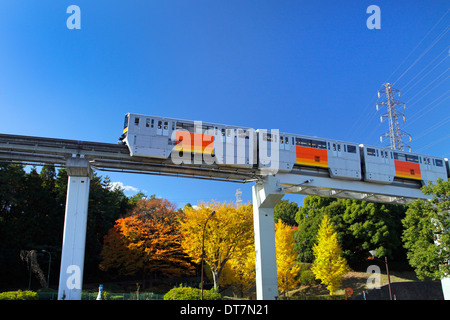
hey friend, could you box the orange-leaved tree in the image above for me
[99,198,194,286]
[178,201,254,290]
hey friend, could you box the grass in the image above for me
[288,270,420,299]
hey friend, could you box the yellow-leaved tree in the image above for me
[275,219,301,297]
[311,215,349,295]
[221,219,300,297]
[178,201,254,291]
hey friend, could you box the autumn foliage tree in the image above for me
[220,218,301,297]
[275,219,300,296]
[100,198,194,286]
[178,202,254,291]
[311,215,349,295]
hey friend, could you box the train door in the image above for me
[381,150,389,164]
[423,157,431,170]
[156,120,163,135]
[332,143,341,157]
[162,121,169,136]
[284,136,290,151]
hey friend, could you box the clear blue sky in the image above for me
[1,1,448,208]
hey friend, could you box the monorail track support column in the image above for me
[252,175,284,300]
[57,157,92,300]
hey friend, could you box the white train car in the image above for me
[360,145,448,186]
[120,113,256,168]
[258,130,362,180]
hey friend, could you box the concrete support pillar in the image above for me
[252,175,284,300]
[442,277,450,300]
[57,157,92,300]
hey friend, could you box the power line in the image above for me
[405,72,449,109]
[400,46,449,96]
[416,133,450,153]
[404,89,450,128]
[413,116,450,141]
[384,9,450,84]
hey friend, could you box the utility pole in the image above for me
[376,83,412,151]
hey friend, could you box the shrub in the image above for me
[164,285,222,300]
[299,269,316,286]
[0,290,38,300]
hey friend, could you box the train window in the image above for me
[198,124,214,134]
[263,133,277,142]
[164,121,168,130]
[238,129,247,138]
[381,150,388,158]
[221,128,225,136]
[406,154,419,163]
[347,145,357,153]
[134,117,140,126]
[311,139,327,149]
[177,122,194,132]
[124,114,129,129]
[435,159,443,167]
[146,118,150,127]
[327,142,331,150]
[157,120,162,129]
[172,122,175,130]
[280,136,284,144]
[367,148,376,156]
[151,119,154,128]
[296,138,309,147]
[286,137,289,145]
[393,152,406,161]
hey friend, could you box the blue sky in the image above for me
[1,1,448,208]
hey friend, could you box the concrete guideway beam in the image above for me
[277,173,430,205]
[57,157,92,300]
[252,175,284,300]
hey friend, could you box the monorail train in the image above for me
[119,113,450,186]
[119,113,256,168]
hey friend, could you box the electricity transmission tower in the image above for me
[376,83,412,151]
[235,188,242,207]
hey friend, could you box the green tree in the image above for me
[274,199,298,226]
[311,215,349,295]
[294,196,407,266]
[0,164,131,287]
[402,179,450,280]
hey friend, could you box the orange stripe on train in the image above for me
[174,131,214,154]
[296,146,328,168]
[394,160,421,180]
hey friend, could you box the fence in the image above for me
[38,292,164,300]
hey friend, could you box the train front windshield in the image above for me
[123,114,129,133]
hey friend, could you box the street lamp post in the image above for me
[369,250,393,300]
[201,211,216,300]
[42,250,51,288]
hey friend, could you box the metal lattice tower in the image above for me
[235,188,242,207]
[376,83,412,151]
